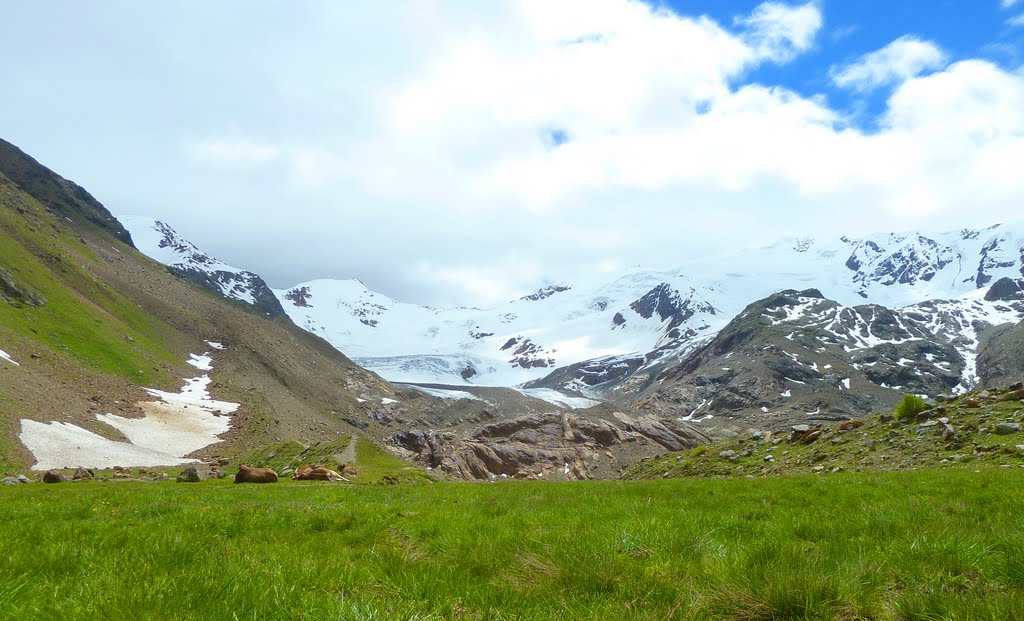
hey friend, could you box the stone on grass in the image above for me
[43,470,69,483]
[176,467,202,483]
[995,422,1022,435]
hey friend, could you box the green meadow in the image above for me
[1,468,1022,620]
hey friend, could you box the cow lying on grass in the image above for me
[292,464,347,482]
[234,464,278,483]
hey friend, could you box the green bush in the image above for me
[895,393,928,420]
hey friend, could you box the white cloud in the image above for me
[185,138,279,166]
[830,36,948,91]
[1002,0,1021,9]
[2,1,1024,307]
[736,1,823,63]
[1008,12,1024,27]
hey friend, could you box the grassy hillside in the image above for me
[624,384,1024,480]
[0,469,1021,619]
[0,172,180,385]
[0,141,416,471]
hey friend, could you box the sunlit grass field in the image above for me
[1,468,1022,620]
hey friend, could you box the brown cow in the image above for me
[292,464,346,481]
[234,464,278,484]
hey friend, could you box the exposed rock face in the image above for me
[843,234,955,296]
[0,266,45,308]
[134,218,288,318]
[977,319,1024,389]
[519,285,571,302]
[984,277,1024,302]
[630,283,716,332]
[391,411,710,481]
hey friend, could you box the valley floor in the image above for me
[1,468,1022,620]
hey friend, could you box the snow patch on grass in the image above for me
[19,345,238,471]
[0,347,18,366]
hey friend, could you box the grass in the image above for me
[0,173,178,386]
[236,436,432,485]
[625,386,1024,480]
[0,468,1022,619]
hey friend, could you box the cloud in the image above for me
[185,138,279,166]
[830,36,948,91]
[2,1,1024,308]
[735,1,823,63]
[1002,0,1021,8]
[1008,12,1024,27]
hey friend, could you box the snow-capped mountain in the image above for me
[274,274,721,386]
[119,213,1024,398]
[275,223,1024,390]
[637,279,1024,431]
[118,216,286,317]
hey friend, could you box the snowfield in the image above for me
[0,347,18,366]
[19,346,238,471]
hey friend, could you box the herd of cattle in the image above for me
[234,463,354,484]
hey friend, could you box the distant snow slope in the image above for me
[118,216,285,316]
[274,274,721,386]
[275,223,1024,387]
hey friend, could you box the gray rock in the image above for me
[995,422,1022,435]
[791,424,811,433]
[176,467,202,483]
[72,467,93,480]
[880,414,895,423]
[43,470,69,483]
[15,474,29,483]
[719,450,737,459]
[751,430,764,441]
[2,477,18,486]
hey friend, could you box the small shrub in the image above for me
[895,393,928,420]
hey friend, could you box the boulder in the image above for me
[176,467,202,483]
[2,477,18,486]
[15,474,29,483]
[43,470,69,483]
[995,422,1022,436]
[72,467,94,480]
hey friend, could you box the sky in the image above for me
[2,1,1024,306]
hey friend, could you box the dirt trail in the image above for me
[335,435,358,466]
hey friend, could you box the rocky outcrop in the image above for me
[977,319,1024,389]
[391,411,710,481]
[984,277,1024,302]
